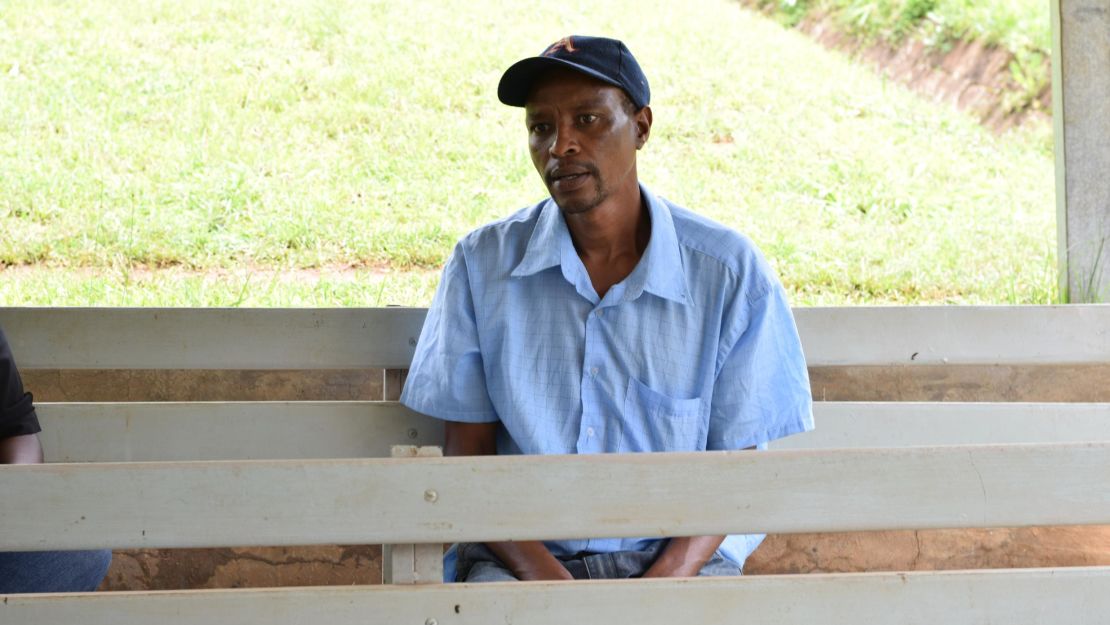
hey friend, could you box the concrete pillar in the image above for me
[1054,1,1110,302]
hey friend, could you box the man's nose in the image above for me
[549,123,580,157]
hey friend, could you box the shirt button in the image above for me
[586,427,595,437]
[590,367,599,377]
[596,309,604,317]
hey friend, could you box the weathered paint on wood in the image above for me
[35,401,441,462]
[32,401,1110,462]
[792,305,1110,365]
[4,568,1110,625]
[0,308,427,369]
[1053,0,1069,301]
[1055,0,1110,302]
[808,363,1110,402]
[771,402,1110,448]
[382,446,444,585]
[2,444,1109,551]
[4,306,1110,370]
[23,368,390,403]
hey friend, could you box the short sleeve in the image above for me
[400,244,499,423]
[0,325,42,440]
[706,283,813,451]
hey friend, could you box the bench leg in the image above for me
[382,446,444,585]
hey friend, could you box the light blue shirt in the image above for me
[401,185,814,577]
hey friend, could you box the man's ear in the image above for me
[634,105,652,150]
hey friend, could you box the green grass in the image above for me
[758,0,1050,53]
[0,267,440,307]
[0,0,1056,306]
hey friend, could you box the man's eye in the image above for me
[579,114,598,124]
[530,123,550,134]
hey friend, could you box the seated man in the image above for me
[400,35,813,582]
[0,324,113,593]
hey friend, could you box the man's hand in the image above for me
[444,421,499,457]
[444,420,573,581]
[642,535,727,578]
[0,433,44,465]
[643,446,756,577]
[487,541,574,581]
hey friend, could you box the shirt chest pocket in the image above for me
[620,377,708,453]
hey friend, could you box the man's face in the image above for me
[524,69,649,215]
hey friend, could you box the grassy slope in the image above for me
[757,0,1052,114]
[930,0,1049,52]
[763,0,1049,52]
[0,0,1055,306]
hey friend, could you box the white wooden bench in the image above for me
[1,306,1109,623]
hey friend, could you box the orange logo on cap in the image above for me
[543,37,577,56]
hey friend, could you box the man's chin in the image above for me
[551,191,604,216]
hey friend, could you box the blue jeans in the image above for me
[0,550,112,593]
[455,540,741,582]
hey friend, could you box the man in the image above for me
[0,324,113,593]
[400,35,813,582]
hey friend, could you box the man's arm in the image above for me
[444,421,573,581]
[642,535,726,577]
[0,433,44,464]
[642,444,756,578]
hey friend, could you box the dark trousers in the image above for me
[455,540,741,582]
[0,550,112,593]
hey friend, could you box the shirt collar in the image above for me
[511,185,690,307]
[625,186,690,306]
[510,197,566,278]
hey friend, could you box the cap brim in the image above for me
[497,56,627,107]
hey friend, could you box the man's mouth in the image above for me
[555,172,587,182]
[549,167,593,191]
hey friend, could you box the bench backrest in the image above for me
[4,305,1109,462]
[3,306,1110,624]
[4,443,1110,551]
[3,442,1110,623]
[25,400,1110,461]
[5,305,1110,370]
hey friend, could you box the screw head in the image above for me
[424,489,438,503]
[409,337,417,347]
[426,619,438,625]
[407,428,419,439]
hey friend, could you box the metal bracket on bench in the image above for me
[382,445,444,585]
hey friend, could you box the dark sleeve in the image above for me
[0,324,42,439]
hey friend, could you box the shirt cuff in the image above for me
[708,409,814,451]
[399,394,500,424]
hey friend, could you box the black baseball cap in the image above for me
[498,35,650,109]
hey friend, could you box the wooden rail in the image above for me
[4,444,1110,551]
[5,568,1110,625]
[35,401,444,461]
[4,305,1110,369]
[30,401,1110,461]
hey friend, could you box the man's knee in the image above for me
[0,549,113,593]
[71,548,113,590]
[696,551,742,577]
[454,543,519,583]
[463,559,520,583]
